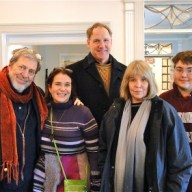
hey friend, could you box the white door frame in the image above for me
[0,23,93,68]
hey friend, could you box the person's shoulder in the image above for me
[35,86,45,96]
[113,97,125,106]
[107,98,125,113]
[152,95,171,104]
[151,95,164,106]
[118,62,127,69]
[111,56,126,70]
[71,105,96,121]
[159,89,174,99]
[72,104,92,114]
[156,96,178,112]
[66,57,87,70]
[151,96,177,114]
[102,98,125,123]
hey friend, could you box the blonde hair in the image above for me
[9,47,42,73]
[120,60,158,100]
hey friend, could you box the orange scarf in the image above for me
[0,66,48,184]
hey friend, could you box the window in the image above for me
[162,57,172,90]
[145,43,172,56]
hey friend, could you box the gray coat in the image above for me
[99,97,192,192]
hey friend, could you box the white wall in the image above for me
[33,44,89,90]
[182,38,192,51]
[0,0,128,90]
[0,0,125,64]
[3,0,188,94]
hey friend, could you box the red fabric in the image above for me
[0,66,48,184]
[57,155,80,192]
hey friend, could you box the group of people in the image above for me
[0,22,191,192]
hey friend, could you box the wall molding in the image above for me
[0,22,95,67]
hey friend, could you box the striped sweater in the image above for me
[33,100,100,192]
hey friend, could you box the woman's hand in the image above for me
[74,98,84,106]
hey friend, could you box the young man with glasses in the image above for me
[159,50,192,192]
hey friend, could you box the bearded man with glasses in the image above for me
[160,50,192,192]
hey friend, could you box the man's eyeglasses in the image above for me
[17,65,36,77]
[174,67,192,75]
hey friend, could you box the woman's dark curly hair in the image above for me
[45,67,76,103]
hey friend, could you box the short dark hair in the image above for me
[172,51,192,67]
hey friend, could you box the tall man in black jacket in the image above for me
[67,22,126,127]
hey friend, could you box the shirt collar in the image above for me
[87,52,112,65]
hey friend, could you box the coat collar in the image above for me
[83,52,125,81]
[84,52,113,68]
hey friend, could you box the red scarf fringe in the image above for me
[0,66,48,184]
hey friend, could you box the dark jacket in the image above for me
[67,53,126,127]
[99,97,192,192]
[159,83,192,192]
[0,95,42,192]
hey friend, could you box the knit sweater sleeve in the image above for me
[79,106,101,191]
[33,154,45,192]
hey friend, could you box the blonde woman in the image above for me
[99,60,192,192]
